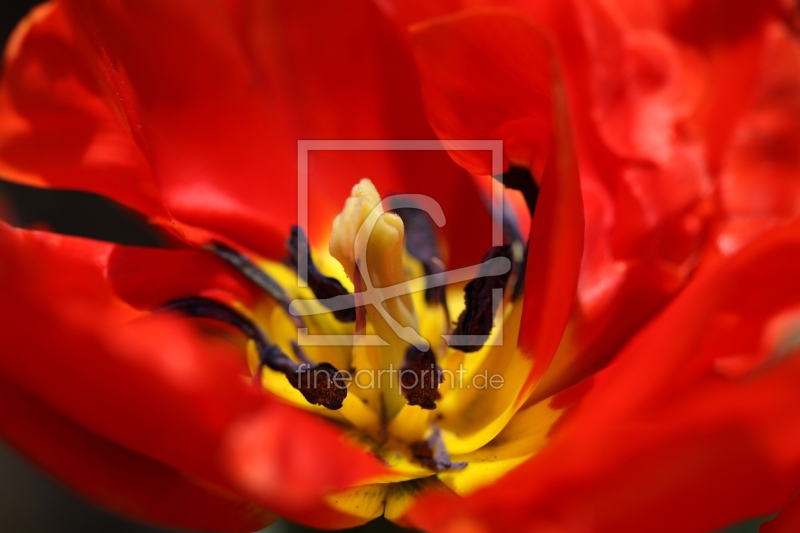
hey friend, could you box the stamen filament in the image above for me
[206,241,304,328]
[286,226,356,322]
[390,201,449,314]
[157,297,346,409]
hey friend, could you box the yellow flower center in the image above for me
[169,177,564,521]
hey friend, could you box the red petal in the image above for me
[613,0,789,35]
[0,374,273,532]
[539,0,711,393]
[716,22,800,254]
[221,406,391,528]
[408,220,800,532]
[374,0,464,32]
[0,2,167,218]
[618,0,789,173]
[410,9,554,176]
[14,228,264,311]
[0,0,492,265]
[516,58,584,391]
[0,224,386,523]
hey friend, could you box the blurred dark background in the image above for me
[0,2,407,532]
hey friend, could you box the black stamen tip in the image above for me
[292,362,348,410]
[494,166,540,216]
[286,226,356,322]
[400,347,443,410]
[450,245,513,352]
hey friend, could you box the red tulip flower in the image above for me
[1,0,800,532]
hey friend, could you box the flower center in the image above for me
[161,176,539,483]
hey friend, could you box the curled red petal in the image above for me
[517,62,584,394]
[410,8,554,177]
[0,2,168,218]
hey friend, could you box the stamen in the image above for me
[289,339,313,365]
[294,362,348,411]
[494,166,539,216]
[205,241,303,328]
[450,246,513,352]
[156,297,346,410]
[400,347,443,410]
[285,226,356,322]
[157,296,293,370]
[410,425,467,471]
[494,167,539,301]
[390,201,448,312]
[479,181,533,302]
